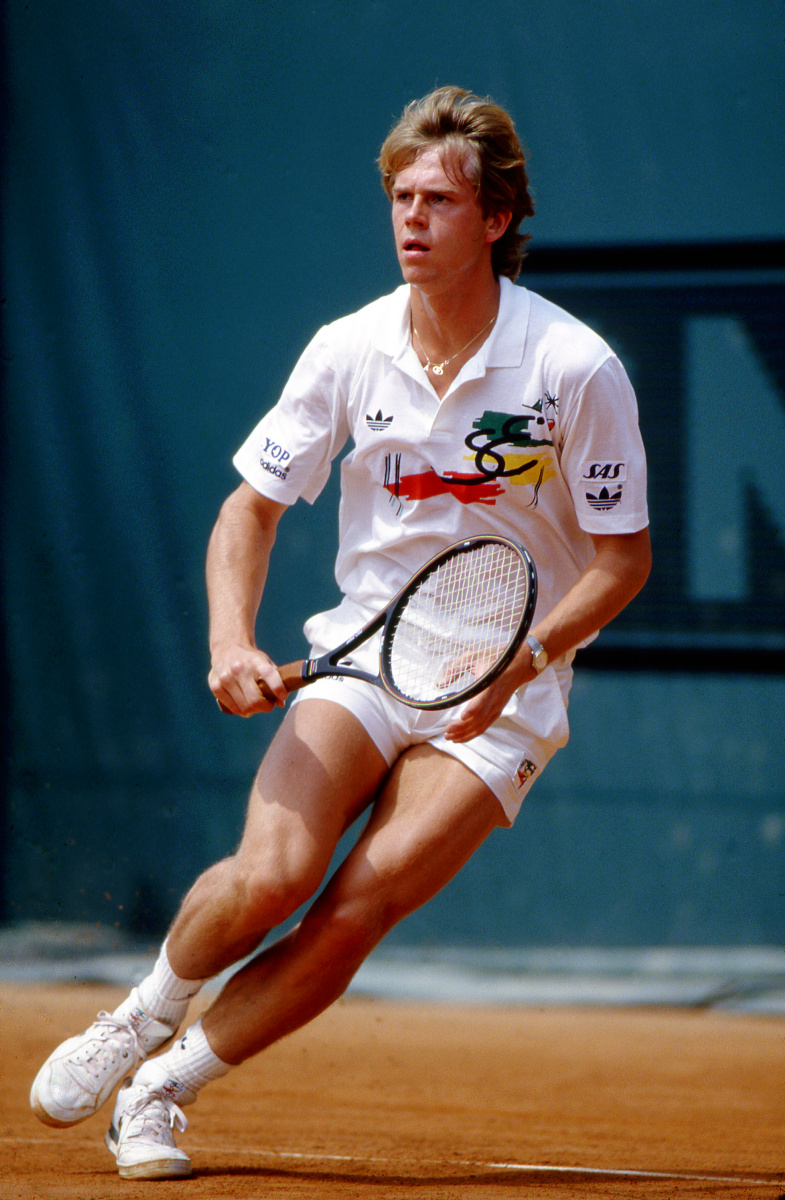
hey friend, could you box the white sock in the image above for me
[148,1018,231,1100]
[135,938,211,1029]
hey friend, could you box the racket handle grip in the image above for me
[218,661,307,712]
[275,660,310,693]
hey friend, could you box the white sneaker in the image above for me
[30,988,175,1127]
[105,1060,193,1180]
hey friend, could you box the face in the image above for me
[391,144,510,297]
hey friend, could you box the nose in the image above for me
[405,194,428,226]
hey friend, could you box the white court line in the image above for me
[487,1161,782,1187]
[5,1138,781,1188]
[218,1146,784,1188]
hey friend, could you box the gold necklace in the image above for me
[411,313,496,376]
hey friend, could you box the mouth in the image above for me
[402,238,429,253]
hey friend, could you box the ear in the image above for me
[485,208,513,245]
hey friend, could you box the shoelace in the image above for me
[69,1013,146,1084]
[121,1088,188,1144]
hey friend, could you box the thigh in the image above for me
[318,743,507,933]
[235,698,390,883]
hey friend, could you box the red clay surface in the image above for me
[2,983,783,1198]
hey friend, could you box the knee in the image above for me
[227,852,324,933]
[311,885,402,961]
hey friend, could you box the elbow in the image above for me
[219,482,286,544]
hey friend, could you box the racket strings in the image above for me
[388,543,531,704]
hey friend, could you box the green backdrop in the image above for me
[2,0,784,945]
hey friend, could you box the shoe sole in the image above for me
[106,1129,192,1180]
[118,1159,192,1180]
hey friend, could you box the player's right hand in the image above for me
[208,644,287,717]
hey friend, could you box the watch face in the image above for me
[527,636,547,671]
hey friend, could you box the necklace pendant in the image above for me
[431,363,444,376]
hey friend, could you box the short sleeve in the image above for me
[559,355,649,535]
[232,331,350,506]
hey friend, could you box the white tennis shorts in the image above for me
[290,602,574,824]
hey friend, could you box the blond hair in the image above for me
[378,86,535,281]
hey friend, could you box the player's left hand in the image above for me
[443,655,534,743]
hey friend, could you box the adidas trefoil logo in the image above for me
[586,485,623,512]
[365,410,393,432]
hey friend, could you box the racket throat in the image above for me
[304,653,377,686]
[306,608,386,684]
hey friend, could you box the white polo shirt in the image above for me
[234,276,648,650]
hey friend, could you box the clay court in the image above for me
[3,983,783,1199]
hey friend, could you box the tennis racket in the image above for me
[270,535,537,710]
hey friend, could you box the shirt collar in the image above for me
[371,277,529,370]
[371,285,412,360]
[484,276,529,368]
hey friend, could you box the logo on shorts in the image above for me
[515,757,538,789]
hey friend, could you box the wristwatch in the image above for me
[525,634,549,673]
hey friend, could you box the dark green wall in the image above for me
[2,1,784,944]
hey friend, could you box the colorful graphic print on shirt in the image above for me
[383,395,558,509]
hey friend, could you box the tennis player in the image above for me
[31,86,651,1180]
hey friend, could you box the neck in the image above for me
[409,277,501,358]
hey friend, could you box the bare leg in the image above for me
[200,739,506,1064]
[164,699,389,981]
[28,699,390,1138]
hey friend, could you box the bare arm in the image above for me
[206,481,289,716]
[445,527,652,742]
